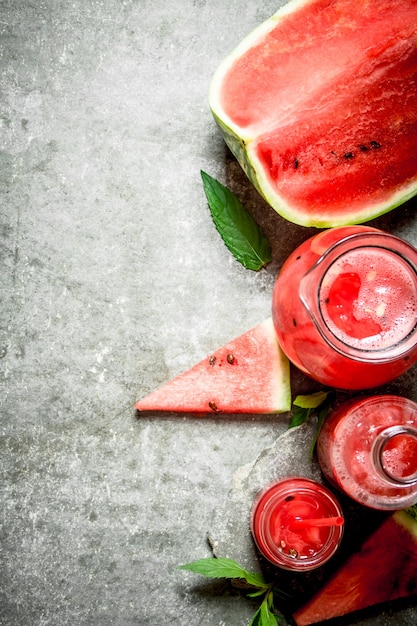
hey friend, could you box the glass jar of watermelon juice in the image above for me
[251,477,344,571]
[272,226,417,389]
[317,395,417,510]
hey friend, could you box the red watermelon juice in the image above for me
[251,478,344,571]
[272,226,417,389]
[317,395,417,510]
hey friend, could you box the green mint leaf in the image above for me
[288,405,311,429]
[179,558,289,626]
[309,399,334,458]
[259,595,280,626]
[249,589,282,626]
[289,391,335,457]
[201,170,272,271]
[293,391,329,410]
[248,605,262,626]
[178,557,268,589]
[247,588,269,598]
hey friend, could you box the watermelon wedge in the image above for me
[209,0,417,227]
[134,318,291,414]
[292,510,417,625]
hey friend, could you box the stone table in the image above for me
[1,1,416,625]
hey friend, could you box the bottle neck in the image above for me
[372,425,417,485]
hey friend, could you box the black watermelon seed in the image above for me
[370,140,381,149]
[344,152,354,160]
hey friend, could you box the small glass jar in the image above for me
[317,395,417,510]
[251,477,344,571]
[272,226,417,389]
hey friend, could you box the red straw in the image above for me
[291,516,344,528]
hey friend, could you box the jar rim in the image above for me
[299,231,417,363]
[372,425,417,485]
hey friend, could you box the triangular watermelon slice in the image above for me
[135,318,291,414]
[293,510,417,625]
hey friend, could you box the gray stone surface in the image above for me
[1,1,416,625]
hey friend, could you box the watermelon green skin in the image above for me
[135,318,291,414]
[292,510,417,625]
[209,0,417,228]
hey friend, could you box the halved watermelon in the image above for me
[134,318,291,414]
[209,0,417,227]
[292,509,417,625]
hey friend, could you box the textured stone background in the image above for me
[1,1,416,625]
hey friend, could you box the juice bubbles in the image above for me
[317,395,417,510]
[272,226,417,389]
[251,478,344,571]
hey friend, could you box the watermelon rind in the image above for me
[211,107,417,229]
[209,0,417,228]
[405,503,417,523]
[400,506,417,536]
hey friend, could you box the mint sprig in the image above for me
[289,391,334,457]
[201,170,272,271]
[178,557,288,625]
[249,591,281,626]
[289,391,330,428]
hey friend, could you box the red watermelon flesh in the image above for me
[134,318,291,414]
[292,510,417,625]
[209,0,417,227]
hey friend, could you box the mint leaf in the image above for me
[288,404,312,429]
[309,398,334,458]
[179,557,289,626]
[248,605,262,626]
[293,391,329,409]
[260,596,280,626]
[289,391,335,458]
[178,557,268,589]
[201,170,271,271]
[250,592,281,626]
[289,392,330,428]
[248,588,270,598]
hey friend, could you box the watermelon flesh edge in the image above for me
[209,0,417,227]
[292,510,417,625]
[134,318,291,414]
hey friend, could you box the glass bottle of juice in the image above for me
[272,226,417,389]
[317,395,417,510]
[251,477,344,571]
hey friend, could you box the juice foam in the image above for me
[320,247,417,351]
